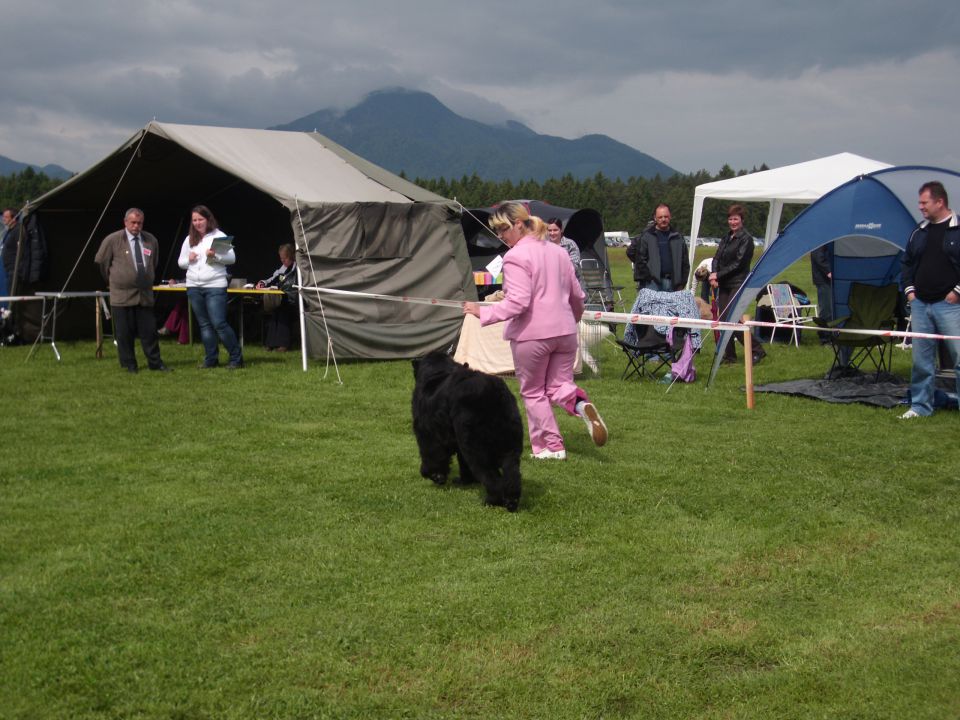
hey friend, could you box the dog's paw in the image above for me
[429,473,448,486]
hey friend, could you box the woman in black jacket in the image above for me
[709,204,765,364]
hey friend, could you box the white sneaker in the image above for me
[580,402,608,447]
[531,449,566,460]
[899,409,922,419]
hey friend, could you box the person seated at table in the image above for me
[256,243,297,352]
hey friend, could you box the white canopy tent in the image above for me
[686,152,891,286]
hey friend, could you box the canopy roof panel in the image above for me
[687,153,893,287]
[693,153,892,203]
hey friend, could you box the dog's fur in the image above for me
[411,351,523,511]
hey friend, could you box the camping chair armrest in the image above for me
[813,315,849,329]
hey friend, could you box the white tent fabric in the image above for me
[687,153,891,286]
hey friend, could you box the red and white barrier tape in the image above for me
[296,285,960,342]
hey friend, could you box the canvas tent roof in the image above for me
[708,165,960,384]
[26,121,474,359]
[37,122,448,207]
[687,152,892,285]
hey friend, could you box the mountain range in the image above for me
[0,155,73,180]
[271,89,676,181]
[4,88,675,183]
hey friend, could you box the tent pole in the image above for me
[296,263,308,372]
[687,195,704,289]
[743,313,755,409]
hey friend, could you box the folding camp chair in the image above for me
[581,258,608,310]
[766,282,818,347]
[816,282,898,380]
[581,258,625,312]
[615,323,683,381]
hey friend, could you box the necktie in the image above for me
[133,235,148,289]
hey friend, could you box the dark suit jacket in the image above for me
[94,229,159,306]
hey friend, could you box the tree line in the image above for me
[3,162,801,241]
[0,167,64,211]
[412,164,803,240]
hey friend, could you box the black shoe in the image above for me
[197,362,219,369]
[720,355,737,365]
[150,364,173,372]
[226,361,244,370]
[126,366,139,374]
[752,349,767,365]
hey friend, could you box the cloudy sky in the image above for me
[2,0,957,176]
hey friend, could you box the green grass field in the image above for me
[2,252,958,718]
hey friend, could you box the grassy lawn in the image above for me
[2,258,959,718]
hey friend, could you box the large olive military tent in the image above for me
[26,121,475,359]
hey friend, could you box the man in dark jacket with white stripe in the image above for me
[899,181,960,419]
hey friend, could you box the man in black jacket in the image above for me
[626,204,689,291]
[899,181,960,419]
[1,209,47,342]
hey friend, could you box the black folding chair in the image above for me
[615,323,683,381]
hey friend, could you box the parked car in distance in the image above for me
[604,231,630,247]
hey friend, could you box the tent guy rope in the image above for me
[293,196,342,382]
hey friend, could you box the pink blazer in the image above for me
[480,235,585,341]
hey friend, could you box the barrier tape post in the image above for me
[742,314,755,410]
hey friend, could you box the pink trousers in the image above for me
[511,333,588,454]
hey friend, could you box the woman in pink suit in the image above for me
[463,202,607,460]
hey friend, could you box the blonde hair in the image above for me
[488,202,547,240]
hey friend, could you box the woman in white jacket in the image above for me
[177,205,243,369]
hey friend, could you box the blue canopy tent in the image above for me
[709,166,960,384]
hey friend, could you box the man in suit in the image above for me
[94,208,171,373]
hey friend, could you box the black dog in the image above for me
[411,351,523,511]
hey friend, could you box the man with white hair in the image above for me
[94,208,171,373]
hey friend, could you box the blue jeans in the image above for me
[645,277,673,292]
[908,297,960,416]
[187,287,242,366]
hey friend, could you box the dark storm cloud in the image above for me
[1,0,957,170]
